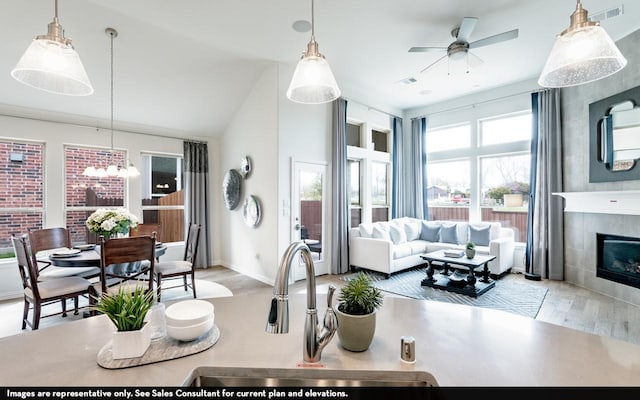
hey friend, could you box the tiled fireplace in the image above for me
[597,233,640,290]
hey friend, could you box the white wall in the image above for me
[218,64,280,284]
[0,113,215,300]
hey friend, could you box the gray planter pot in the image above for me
[465,249,476,259]
[334,306,376,352]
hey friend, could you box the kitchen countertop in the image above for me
[1,293,639,386]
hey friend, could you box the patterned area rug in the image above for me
[345,268,548,319]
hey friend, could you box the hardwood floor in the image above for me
[2,266,640,347]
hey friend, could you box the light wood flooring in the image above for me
[1,266,639,346]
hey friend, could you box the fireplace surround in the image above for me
[597,233,640,290]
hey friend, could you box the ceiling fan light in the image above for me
[11,39,93,96]
[287,54,340,104]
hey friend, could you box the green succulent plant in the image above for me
[466,241,475,250]
[337,272,383,315]
[91,285,154,331]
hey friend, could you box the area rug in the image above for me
[344,268,548,319]
[161,279,233,302]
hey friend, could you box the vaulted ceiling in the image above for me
[0,0,638,137]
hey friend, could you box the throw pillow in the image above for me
[372,225,391,241]
[404,220,422,241]
[420,222,441,242]
[469,225,491,246]
[359,223,374,238]
[440,224,458,244]
[389,223,407,244]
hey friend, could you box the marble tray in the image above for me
[97,324,220,369]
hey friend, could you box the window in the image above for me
[348,160,362,226]
[426,110,531,242]
[346,116,392,226]
[426,124,470,152]
[0,140,44,256]
[371,161,389,222]
[64,146,125,244]
[141,154,184,242]
[480,113,532,146]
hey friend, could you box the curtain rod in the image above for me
[341,97,402,120]
[0,112,209,143]
[411,89,536,120]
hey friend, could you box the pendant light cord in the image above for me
[54,0,58,19]
[109,30,115,163]
[311,0,315,39]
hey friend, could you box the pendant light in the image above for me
[11,0,93,96]
[538,0,627,88]
[286,0,340,104]
[82,28,139,179]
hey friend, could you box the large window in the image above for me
[141,154,184,242]
[0,140,44,255]
[64,146,126,244]
[426,111,531,242]
[347,120,392,225]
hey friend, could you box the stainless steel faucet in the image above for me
[266,241,337,363]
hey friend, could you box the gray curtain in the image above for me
[408,117,428,219]
[183,141,210,269]
[528,89,564,280]
[331,98,349,274]
[391,116,405,218]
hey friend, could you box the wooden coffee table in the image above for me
[420,250,496,297]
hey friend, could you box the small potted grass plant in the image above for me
[465,241,476,259]
[334,272,383,352]
[92,285,154,359]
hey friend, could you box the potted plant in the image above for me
[465,241,476,259]
[91,285,154,359]
[334,272,383,352]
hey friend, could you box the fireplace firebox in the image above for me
[596,233,640,289]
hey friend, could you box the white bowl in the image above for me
[166,314,214,341]
[165,299,214,327]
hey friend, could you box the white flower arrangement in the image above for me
[86,208,139,238]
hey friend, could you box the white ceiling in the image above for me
[0,0,638,138]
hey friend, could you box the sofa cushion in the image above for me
[393,243,412,259]
[359,223,374,238]
[440,223,458,244]
[469,225,491,246]
[404,219,422,241]
[425,242,464,253]
[389,223,407,244]
[408,240,429,255]
[372,225,391,241]
[420,222,441,242]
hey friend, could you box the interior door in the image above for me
[291,161,329,281]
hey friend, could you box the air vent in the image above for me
[399,77,418,85]
[590,5,624,22]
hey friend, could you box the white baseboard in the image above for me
[217,261,274,286]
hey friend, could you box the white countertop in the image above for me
[1,294,639,386]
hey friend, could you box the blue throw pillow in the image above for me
[469,225,491,246]
[440,224,458,244]
[420,222,440,242]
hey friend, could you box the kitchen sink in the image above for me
[185,366,438,387]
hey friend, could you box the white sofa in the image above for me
[349,217,515,278]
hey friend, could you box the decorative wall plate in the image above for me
[243,195,262,228]
[240,156,252,178]
[222,169,242,210]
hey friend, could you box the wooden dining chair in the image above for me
[11,235,95,330]
[154,223,201,302]
[28,227,100,280]
[97,234,156,296]
[129,223,162,242]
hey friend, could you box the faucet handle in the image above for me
[327,284,336,308]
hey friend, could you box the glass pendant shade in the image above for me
[287,54,340,104]
[538,1,627,88]
[12,39,93,96]
[126,164,140,177]
[106,164,119,176]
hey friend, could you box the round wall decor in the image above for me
[242,195,262,228]
[240,156,252,178]
[222,169,242,210]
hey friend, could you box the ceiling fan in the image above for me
[409,17,519,75]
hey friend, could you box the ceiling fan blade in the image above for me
[469,29,519,49]
[419,55,447,74]
[468,52,484,68]
[409,46,447,53]
[456,17,478,43]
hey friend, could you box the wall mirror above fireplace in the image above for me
[590,86,640,182]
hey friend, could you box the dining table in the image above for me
[48,243,168,268]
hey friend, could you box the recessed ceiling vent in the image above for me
[590,5,624,22]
